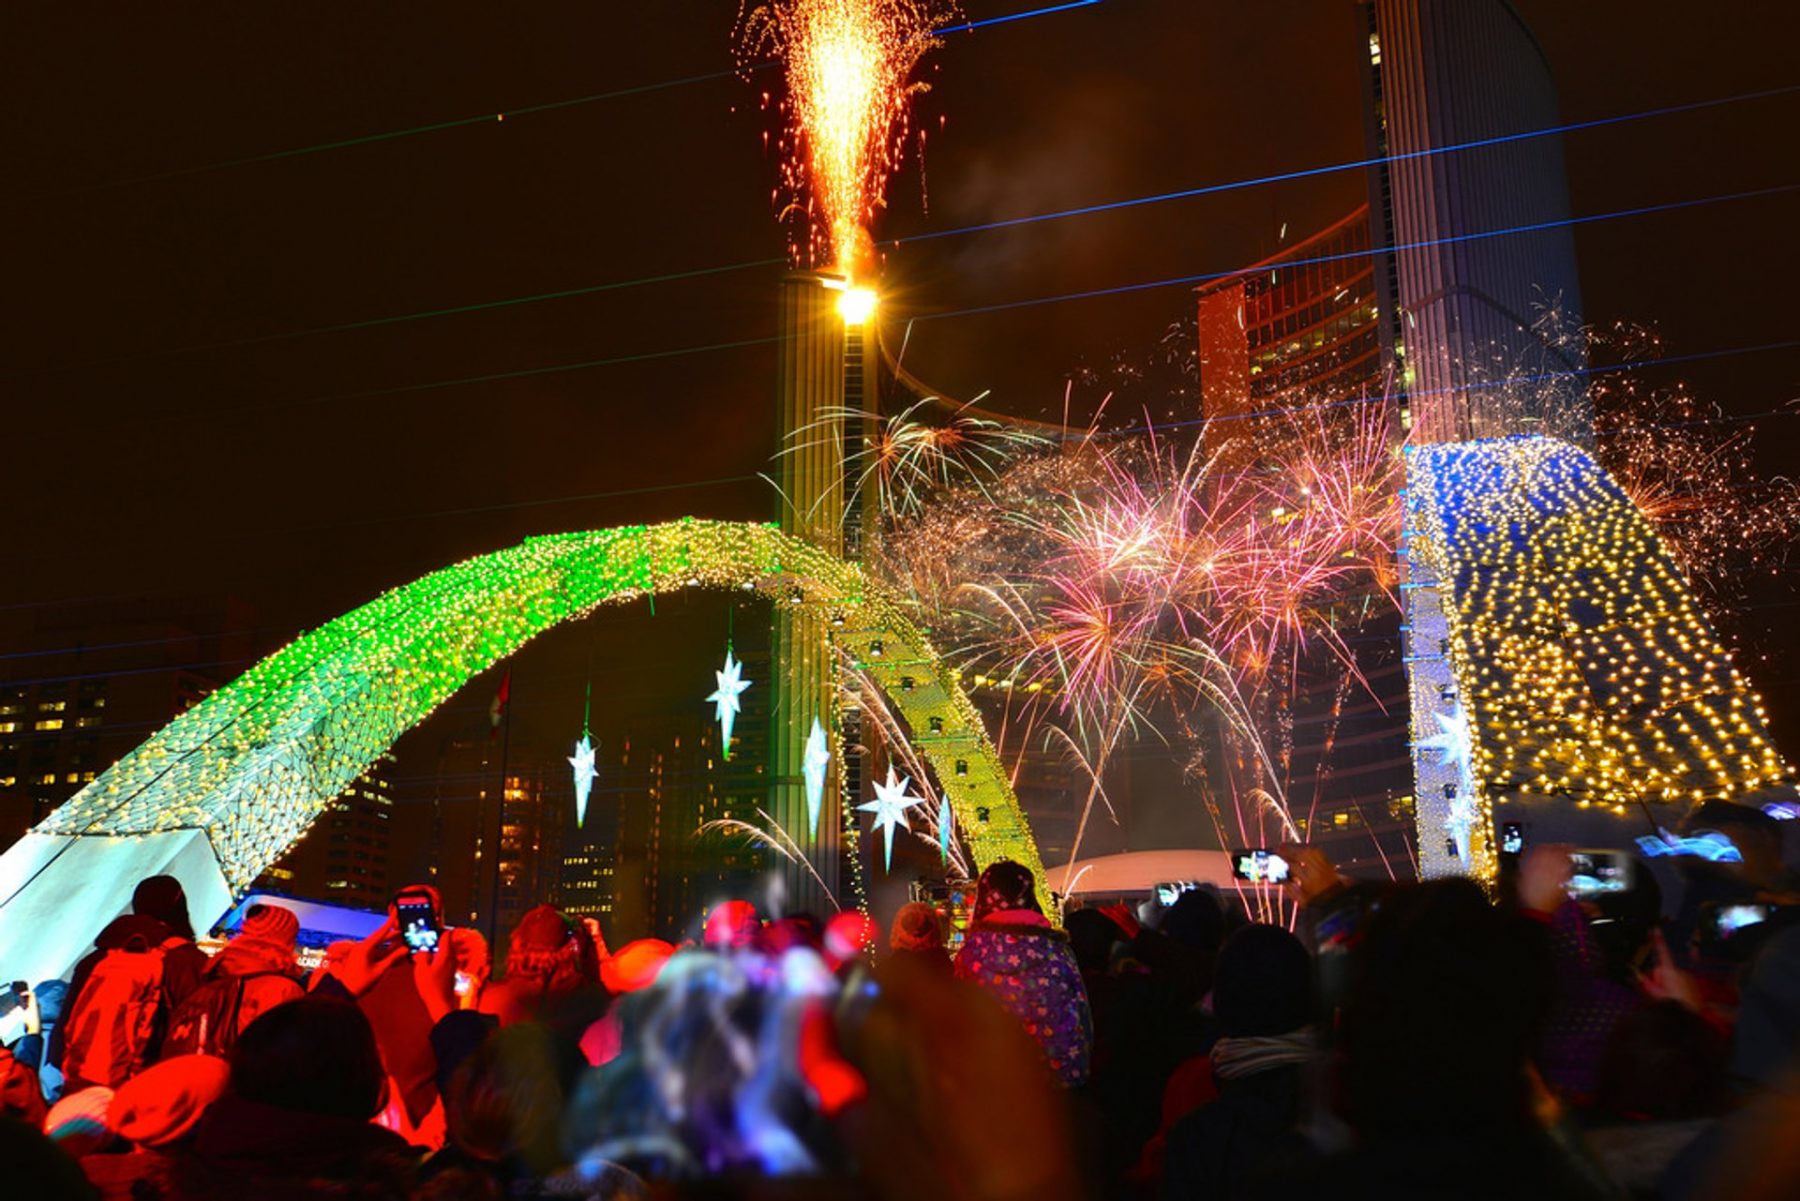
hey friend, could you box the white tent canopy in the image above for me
[1045,849,1235,898]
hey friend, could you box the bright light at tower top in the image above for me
[836,285,879,324]
[737,0,958,276]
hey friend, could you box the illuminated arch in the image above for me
[2,520,1040,979]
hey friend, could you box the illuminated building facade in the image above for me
[608,707,766,941]
[559,773,621,927]
[1348,3,1789,876]
[493,759,565,947]
[1195,204,1384,465]
[1360,0,1590,445]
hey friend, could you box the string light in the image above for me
[1402,437,1790,882]
[38,519,1046,894]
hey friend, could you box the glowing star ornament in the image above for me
[1415,703,1477,866]
[1415,704,1473,778]
[859,765,923,871]
[568,734,597,828]
[803,718,831,836]
[707,649,752,759]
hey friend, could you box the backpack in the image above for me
[161,969,298,1059]
[60,936,166,1088]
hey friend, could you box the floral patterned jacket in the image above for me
[955,917,1094,1086]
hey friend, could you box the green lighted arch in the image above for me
[39,519,1042,893]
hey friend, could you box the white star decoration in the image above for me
[707,650,751,759]
[568,734,597,828]
[802,718,831,837]
[1415,704,1473,777]
[1415,703,1477,866]
[859,766,923,871]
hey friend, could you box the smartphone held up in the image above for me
[395,893,441,955]
[1230,849,1291,886]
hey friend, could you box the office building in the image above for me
[1360,0,1590,444]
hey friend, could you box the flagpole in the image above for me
[489,678,513,949]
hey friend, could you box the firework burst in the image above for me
[737,0,957,274]
[1588,323,1800,615]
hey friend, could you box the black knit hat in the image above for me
[1213,923,1314,1037]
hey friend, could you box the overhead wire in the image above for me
[7,0,1105,204]
[15,81,1793,369]
[101,179,1800,429]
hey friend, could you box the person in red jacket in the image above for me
[56,876,210,1087]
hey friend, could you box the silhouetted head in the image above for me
[229,996,385,1120]
[1213,923,1314,1037]
[1161,887,1227,958]
[972,860,1041,922]
[1686,800,1784,887]
[504,905,598,994]
[445,1023,572,1172]
[132,876,193,940]
[1062,909,1119,973]
[889,902,946,955]
[1337,879,1550,1139]
[1590,858,1662,981]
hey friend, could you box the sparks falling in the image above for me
[738,0,956,274]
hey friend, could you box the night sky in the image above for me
[8,3,1800,799]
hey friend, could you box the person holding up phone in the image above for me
[1516,845,1670,1103]
[335,885,489,1148]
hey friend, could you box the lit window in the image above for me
[92,698,105,709]
[75,716,101,729]
[64,772,79,784]
[81,771,96,783]
[0,776,15,787]
[34,719,63,731]
[0,704,20,715]
[0,723,15,734]
[38,700,66,713]
[39,773,57,785]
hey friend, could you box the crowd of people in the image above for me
[4,798,1800,1199]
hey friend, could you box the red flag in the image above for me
[488,669,511,739]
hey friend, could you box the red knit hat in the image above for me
[239,902,299,949]
[110,1054,230,1148]
[600,939,675,993]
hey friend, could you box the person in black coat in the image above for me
[1161,923,1319,1201]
